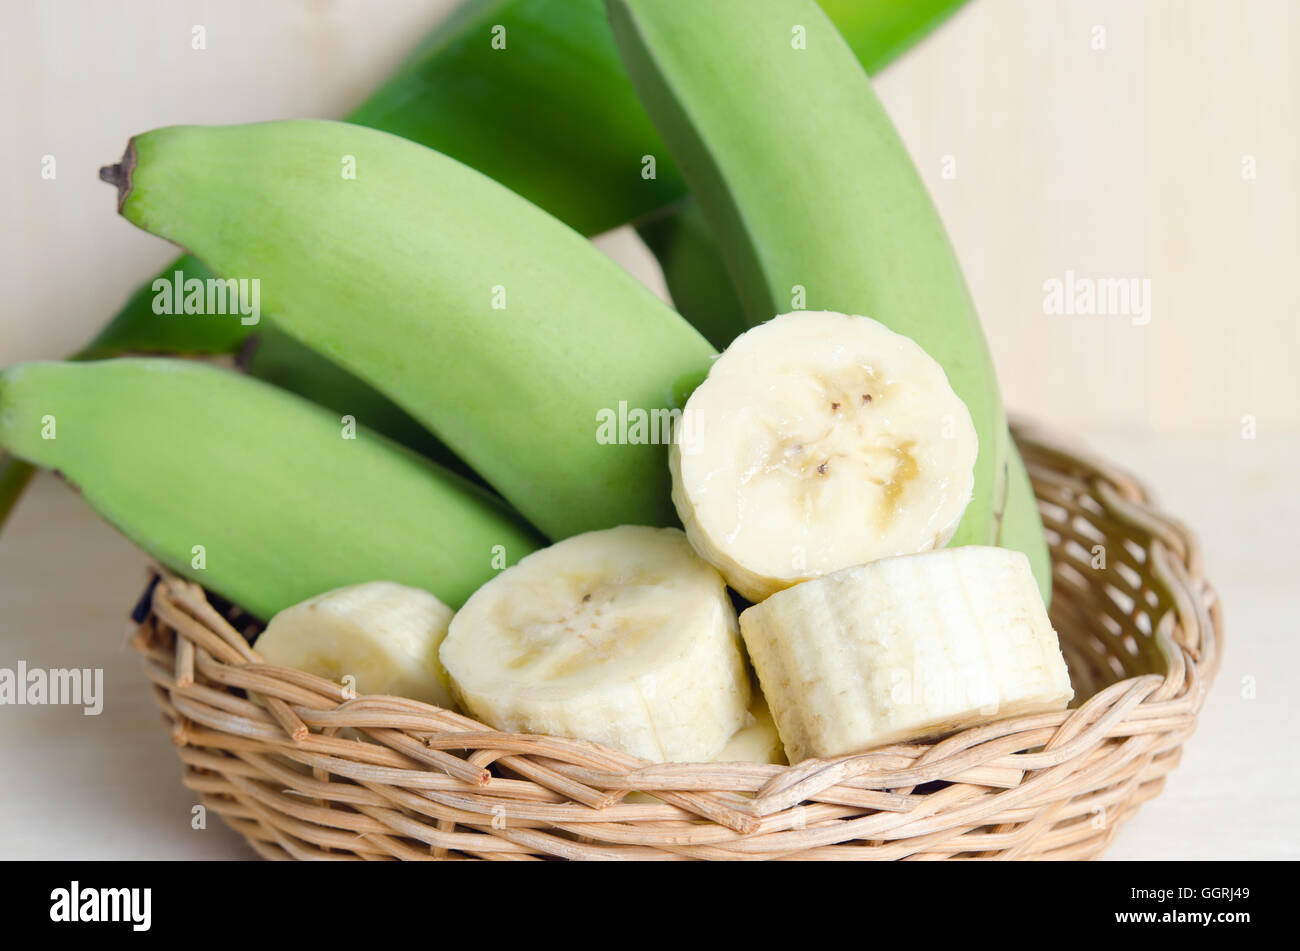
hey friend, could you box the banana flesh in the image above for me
[440,525,750,763]
[670,311,977,602]
[255,582,454,707]
[739,546,1072,763]
[715,693,786,766]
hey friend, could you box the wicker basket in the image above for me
[131,424,1221,860]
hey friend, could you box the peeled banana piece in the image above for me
[439,525,750,763]
[739,547,1072,763]
[715,693,786,766]
[670,311,977,602]
[255,582,454,707]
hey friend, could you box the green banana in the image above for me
[637,202,749,351]
[607,0,1023,556]
[347,0,679,237]
[0,0,967,531]
[640,0,968,348]
[0,256,252,531]
[107,120,716,540]
[88,263,473,476]
[350,0,969,235]
[78,255,250,360]
[238,323,479,484]
[0,359,541,617]
[80,0,969,362]
[1001,442,1053,605]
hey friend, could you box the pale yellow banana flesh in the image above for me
[670,311,977,602]
[739,547,1072,763]
[715,693,786,766]
[255,581,454,708]
[440,526,750,763]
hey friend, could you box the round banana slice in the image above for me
[255,581,454,707]
[670,310,978,602]
[440,525,750,763]
[739,547,1073,763]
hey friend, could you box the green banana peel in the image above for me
[607,0,1048,596]
[637,202,749,351]
[0,359,542,617]
[74,0,969,362]
[1001,444,1054,606]
[77,255,247,360]
[349,0,969,234]
[238,324,481,485]
[0,0,967,530]
[638,0,969,347]
[348,0,682,236]
[112,120,716,540]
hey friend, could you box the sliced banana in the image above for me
[439,525,750,763]
[254,581,454,707]
[670,310,978,602]
[715,693,786,766]
[739,547,1072,763]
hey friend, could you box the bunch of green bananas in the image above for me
[0,0,1049,618]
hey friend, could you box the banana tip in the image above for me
[98,139,137,212]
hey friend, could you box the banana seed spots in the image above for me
[504,585,659,678]
[748,369,903,524]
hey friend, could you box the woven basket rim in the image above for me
[132,424,1223,860]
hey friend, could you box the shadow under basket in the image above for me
[132,423,1222,860]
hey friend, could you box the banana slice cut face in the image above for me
[440,525,750,763]
[670,310,978,602]
[255,581,454,707]
[739,547,1073,763]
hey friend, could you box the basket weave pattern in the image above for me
[132,426,1222,860]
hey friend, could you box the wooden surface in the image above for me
[1,0,1296,858]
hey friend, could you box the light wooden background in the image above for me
[1,1,1296,860]
[2,0,1297,434]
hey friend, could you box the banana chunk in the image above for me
[715,693,786,766]
[440,525,750,763]
[670,310,978,602]
[739,547,1072,763]
[255,582,454,707]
